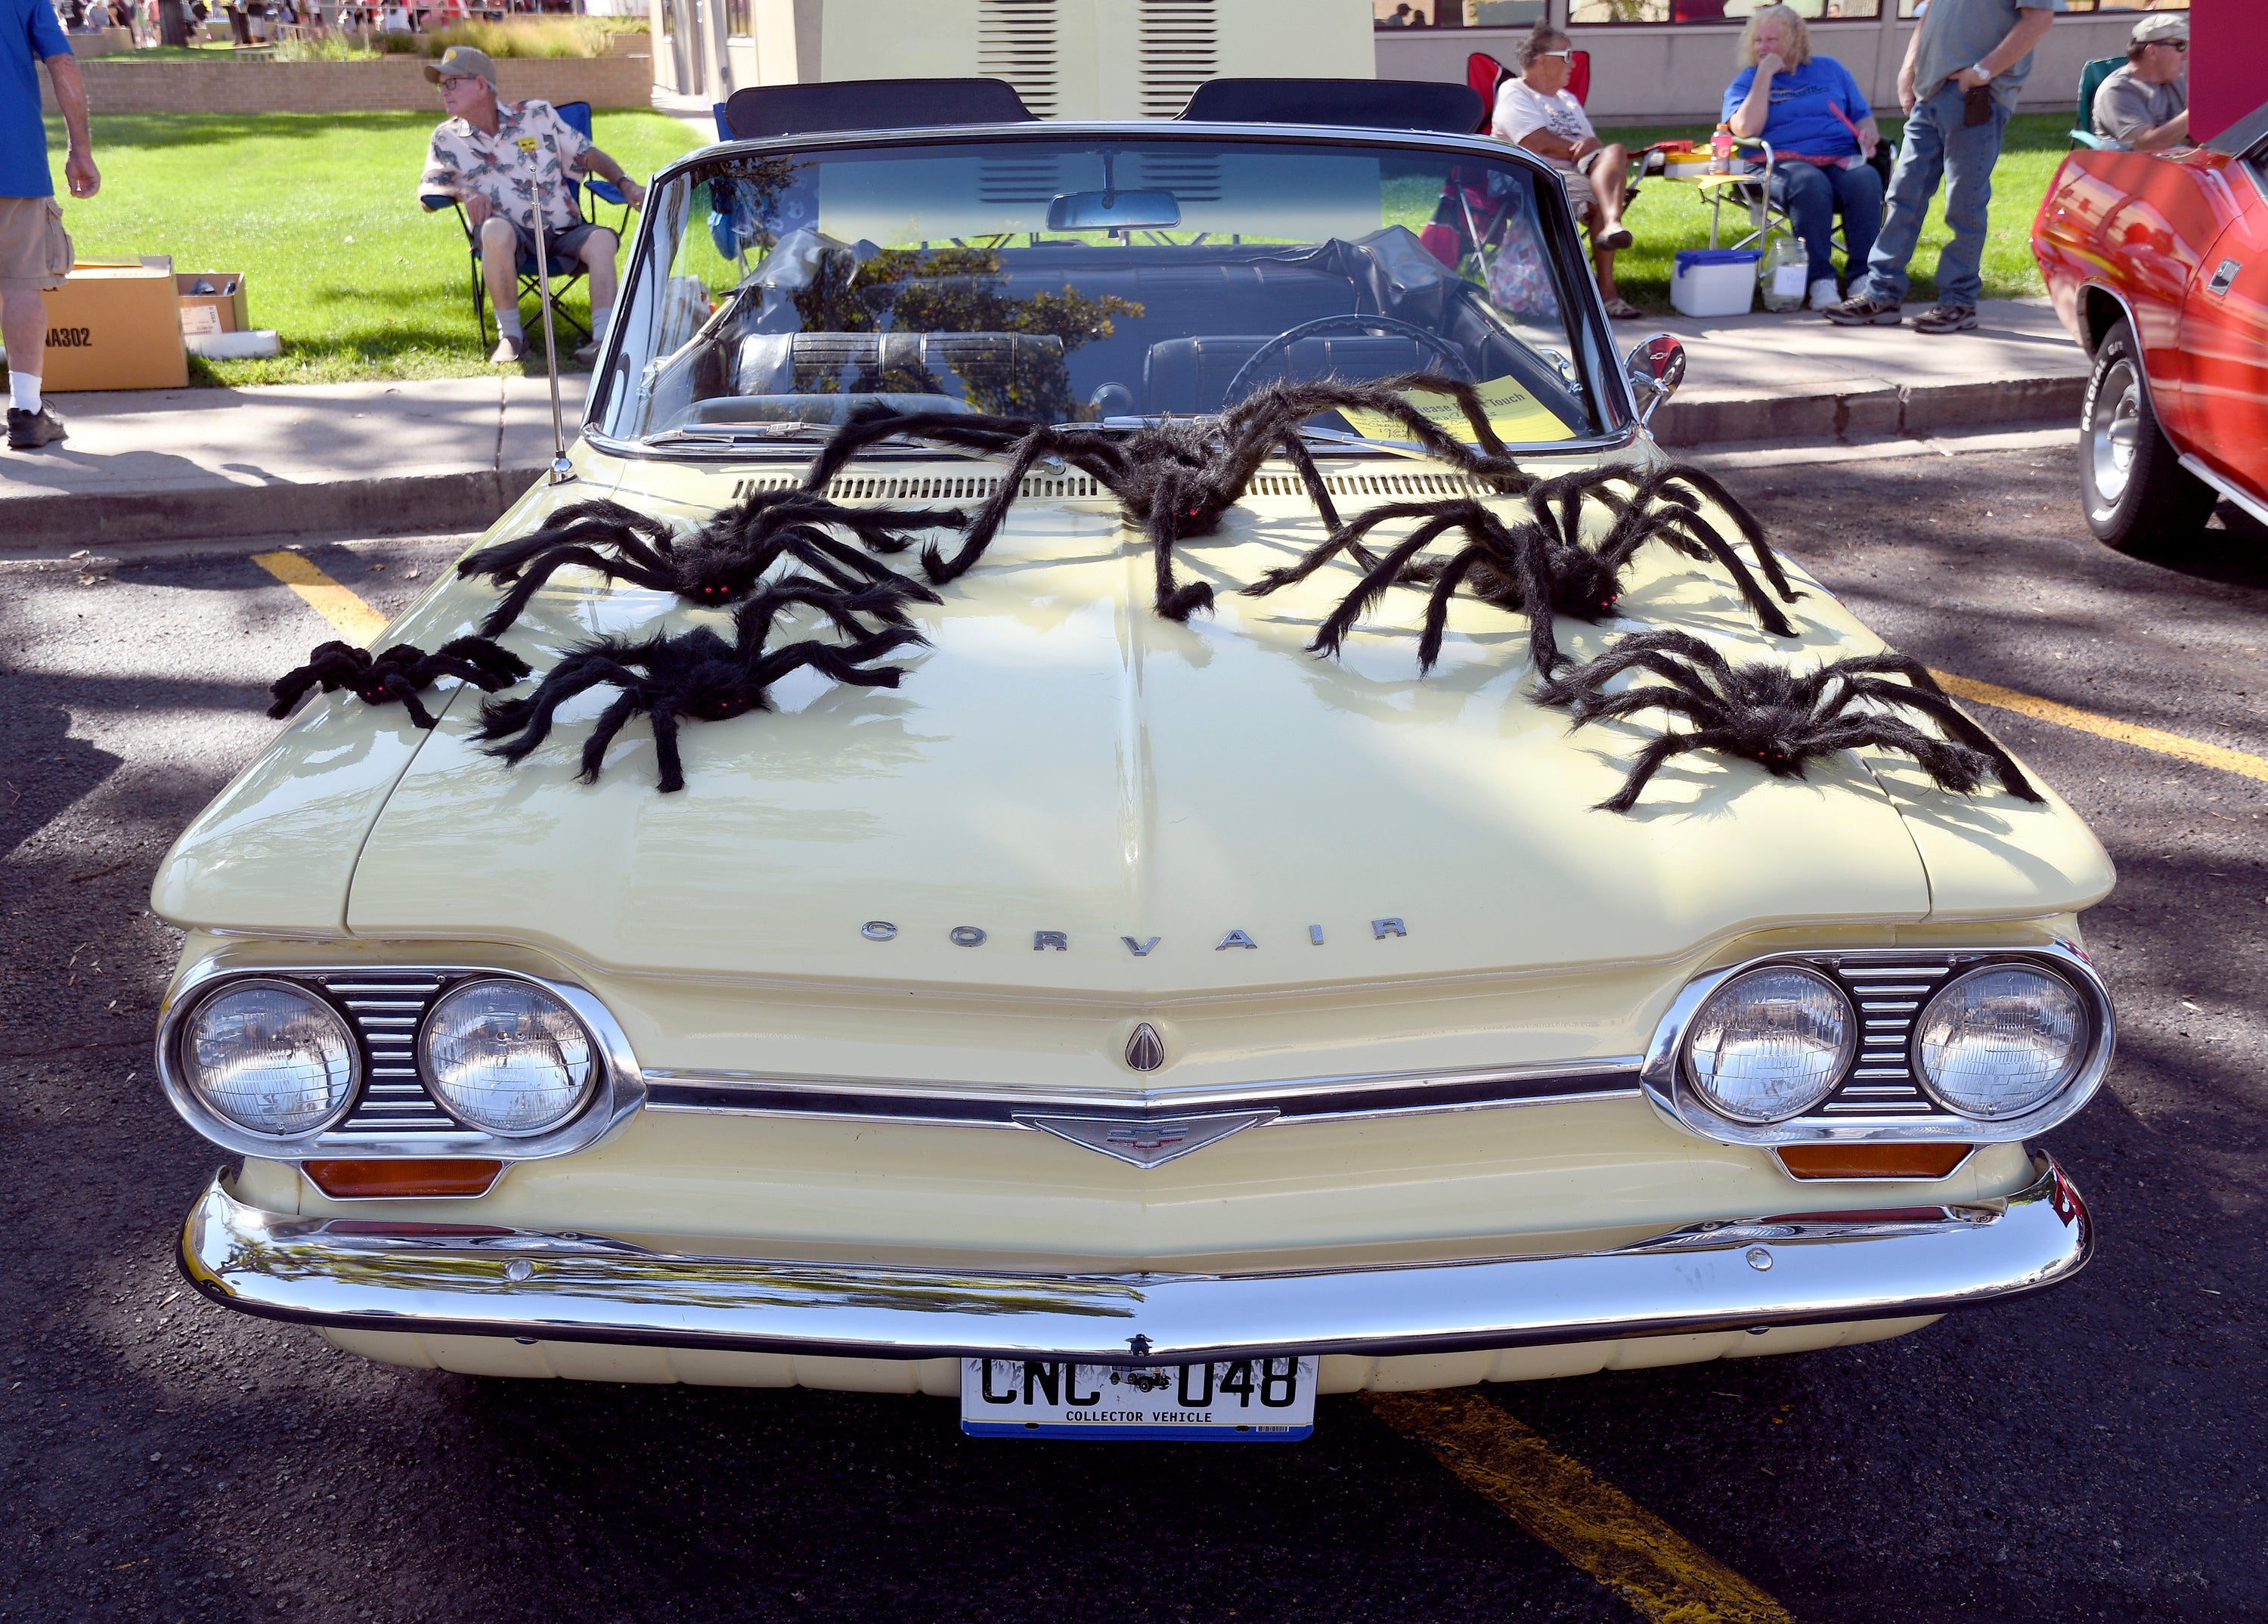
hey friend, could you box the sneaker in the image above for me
[1820,293,1902,327]
[1913,302,1978,334]
[572,337,602,365]
[1808,277,1841,310]
[6,404,66,451]
[488,335,528,365]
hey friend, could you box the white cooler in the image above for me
[1671,248,1761,318]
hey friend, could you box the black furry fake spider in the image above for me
[1533,628,2045,813]
[475,575,926,793]
[457,487,959,637]
[1245,463,1800,677]
[798,373,1538,624]
[267,637,531,730]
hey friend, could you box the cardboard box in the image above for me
[38,263,189,392]
[177,271,250,339]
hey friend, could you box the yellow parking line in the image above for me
[1362,1390,1795,1624]
[251,550,392,645]
[1930,670,2268,784]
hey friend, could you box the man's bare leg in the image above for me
[1590,143,1631,234]
[2,289,45,386]
[477,216,523,360]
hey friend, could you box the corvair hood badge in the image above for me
[857,919,1409,952]
[1015,1110,1277,1169]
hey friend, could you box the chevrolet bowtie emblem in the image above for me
[1015,1110,1276,1168]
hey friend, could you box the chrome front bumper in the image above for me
[179,1158,2091,1364]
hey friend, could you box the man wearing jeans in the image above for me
[1822,0,2060,334]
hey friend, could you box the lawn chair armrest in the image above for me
[587,179,627,207]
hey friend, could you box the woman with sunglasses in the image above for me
[1491,23,1641,321]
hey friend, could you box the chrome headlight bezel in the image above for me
[155,953,646,1164]
[1641,941,2115,1147]
[175,977,364,1140]
[417,976,602,1139]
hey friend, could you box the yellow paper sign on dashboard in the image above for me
[1337,374,1573,448]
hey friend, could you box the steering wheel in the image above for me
[1221,313,1474,409]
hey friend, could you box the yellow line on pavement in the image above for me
[1930,669,2268,784]
[1362,1390,1795,1624]
[251,550,392,645]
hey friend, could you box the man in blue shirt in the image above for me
[1822,0,2061,334]
[5,0,101,451]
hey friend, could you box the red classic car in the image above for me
[2032,102,2268,550]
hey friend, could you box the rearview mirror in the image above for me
[1046,190,1182,231]
[1623,333,1686,428]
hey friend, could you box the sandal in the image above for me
[1600,296,1642,320]
[1593,225,1634,253]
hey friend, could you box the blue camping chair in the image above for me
[2071,56,2123,150]
[421,99,631,352]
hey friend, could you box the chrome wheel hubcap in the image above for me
[2089,361,2140,504]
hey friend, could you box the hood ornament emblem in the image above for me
[1125,1022,1165,1072]
[1016,1110,1276,1169]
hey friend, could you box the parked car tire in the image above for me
[2080,318,2217,552]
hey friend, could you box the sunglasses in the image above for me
[1534,48,1574,60]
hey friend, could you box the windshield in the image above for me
[594,134,1619,449]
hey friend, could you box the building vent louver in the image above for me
[978,0,1062,119]
[1138,0,1219,119]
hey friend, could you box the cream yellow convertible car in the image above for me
[161,79,2112,1442]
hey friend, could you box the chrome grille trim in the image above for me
[1640,942,2114,1148]
[643,1059,1644,1129]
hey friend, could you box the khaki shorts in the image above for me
[0,196,74,292]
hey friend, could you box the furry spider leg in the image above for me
[1595,730,1723,814]
[1307,507,1538,662]
[925,423,1126,587]
[1787,714,2006,796]
[1653,464,1801,605]
[469,538,683,637]
[1244,497,1488,597]
[478,649,658,764]
[265,640,365,717]
[1533,627,1741,713]
[1808,667,2044,801]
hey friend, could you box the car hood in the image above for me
[234,462,2112,997]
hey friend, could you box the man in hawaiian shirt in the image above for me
[417,45,648,365]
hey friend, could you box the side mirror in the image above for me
[1623,333,1687,428]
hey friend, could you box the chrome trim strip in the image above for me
[178,1157,2092,1364]
[154,956,647,1163]
[1640,942,2115,1147]
[2178,453,2268,529]
[641,1059,1644,1128]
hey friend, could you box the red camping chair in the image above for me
[1427,48,1615,274]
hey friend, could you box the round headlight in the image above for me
[1684,965,1855,1123]
[420,978,596,1137]
[181,980,359,1138]
[1915,965,2086,1120]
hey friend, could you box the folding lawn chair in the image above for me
[422,99,631,352]
[2070,56,2123,149]
[1427,49,1631,273]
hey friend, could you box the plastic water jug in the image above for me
[1759,236,1808,312]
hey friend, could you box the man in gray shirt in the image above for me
[1823,0,2062,335]
[2093,13,2188,151]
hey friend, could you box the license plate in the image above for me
[960,1356,1319,1440]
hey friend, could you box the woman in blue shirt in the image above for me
[1724,5,1883,311]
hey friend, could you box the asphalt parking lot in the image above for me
[2,443,2263,1624]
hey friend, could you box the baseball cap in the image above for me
[424,45,498,86]
[2129,14,2187,47]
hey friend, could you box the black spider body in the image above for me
[476,575,927,792]
[1534,629,2045,813]
[797,373,1537,624]
[458,488,957,637]
[1247,463,1801,677]
[267,637,531,730]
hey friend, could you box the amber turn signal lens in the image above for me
[1775,1144,1973,1181]
[302,1159,504,1198]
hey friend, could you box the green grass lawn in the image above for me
[1599,110,2072,311]
[33,109,699,386]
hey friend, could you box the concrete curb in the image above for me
[1653,376,2086,448]
[2,468,547,550]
